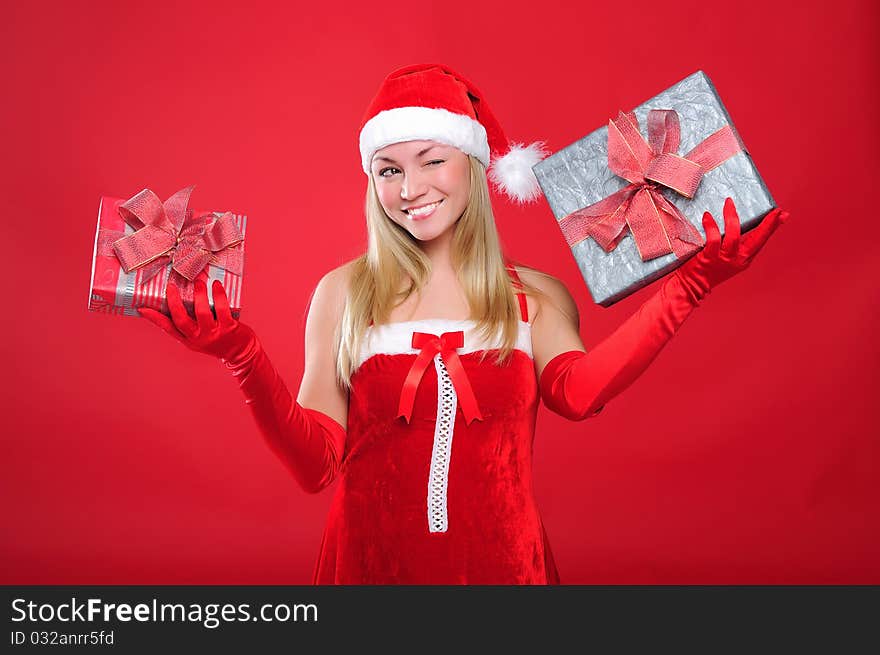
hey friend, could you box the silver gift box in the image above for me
[532,70,776,307]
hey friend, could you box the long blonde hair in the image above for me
[334,155,553,388]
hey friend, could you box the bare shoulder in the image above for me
[512,264,579,328]
[309,259,358,320]
[319,258,358,293]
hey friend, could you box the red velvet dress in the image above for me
[313,266,559,584]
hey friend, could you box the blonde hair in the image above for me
[334,155,553,388]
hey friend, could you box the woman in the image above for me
[138,63,789,584]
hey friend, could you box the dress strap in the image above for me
[505,261,529,323]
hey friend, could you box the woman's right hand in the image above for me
[138,271,257,364]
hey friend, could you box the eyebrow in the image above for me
[373,145,443,165]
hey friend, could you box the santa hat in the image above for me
[358,63,548,205]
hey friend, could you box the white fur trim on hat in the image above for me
[487,141,549,205]
[360,106,490,174]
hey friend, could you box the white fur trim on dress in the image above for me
[356,318,533,370]
[360,107,490,174]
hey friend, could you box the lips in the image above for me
[404,199,443,219]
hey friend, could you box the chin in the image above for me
[407,229,442,242]
[419,224,458,242]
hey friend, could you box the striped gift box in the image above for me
[87,195,247,318]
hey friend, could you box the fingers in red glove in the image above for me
[211,279,236,330]
[140,271,214,339]
[701,209,722,260]
[193,276,215,334]
[720,196,741,259]
[742,207,788,263]
[165,280,198,339]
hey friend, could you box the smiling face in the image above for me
[370,140,471,243]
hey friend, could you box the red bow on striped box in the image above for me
[88,186,247,318]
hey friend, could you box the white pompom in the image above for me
[487,141,549,204]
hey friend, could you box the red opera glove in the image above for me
[673,197,790,302]
[138,272,345,494]
[540,198,790,421]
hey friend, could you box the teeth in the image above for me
[406,200,441,217]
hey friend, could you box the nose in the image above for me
[400,168,428,200]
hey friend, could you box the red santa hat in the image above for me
[358,63,548,205]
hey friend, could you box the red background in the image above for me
[3,0,878,584]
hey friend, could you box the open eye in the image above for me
[378,167,400,178]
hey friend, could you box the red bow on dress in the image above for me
[396,331,484,426]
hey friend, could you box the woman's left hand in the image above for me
[673,197,790,300]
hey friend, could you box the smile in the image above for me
[404,199,443,219]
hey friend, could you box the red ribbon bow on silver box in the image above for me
[558,109,743,262]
